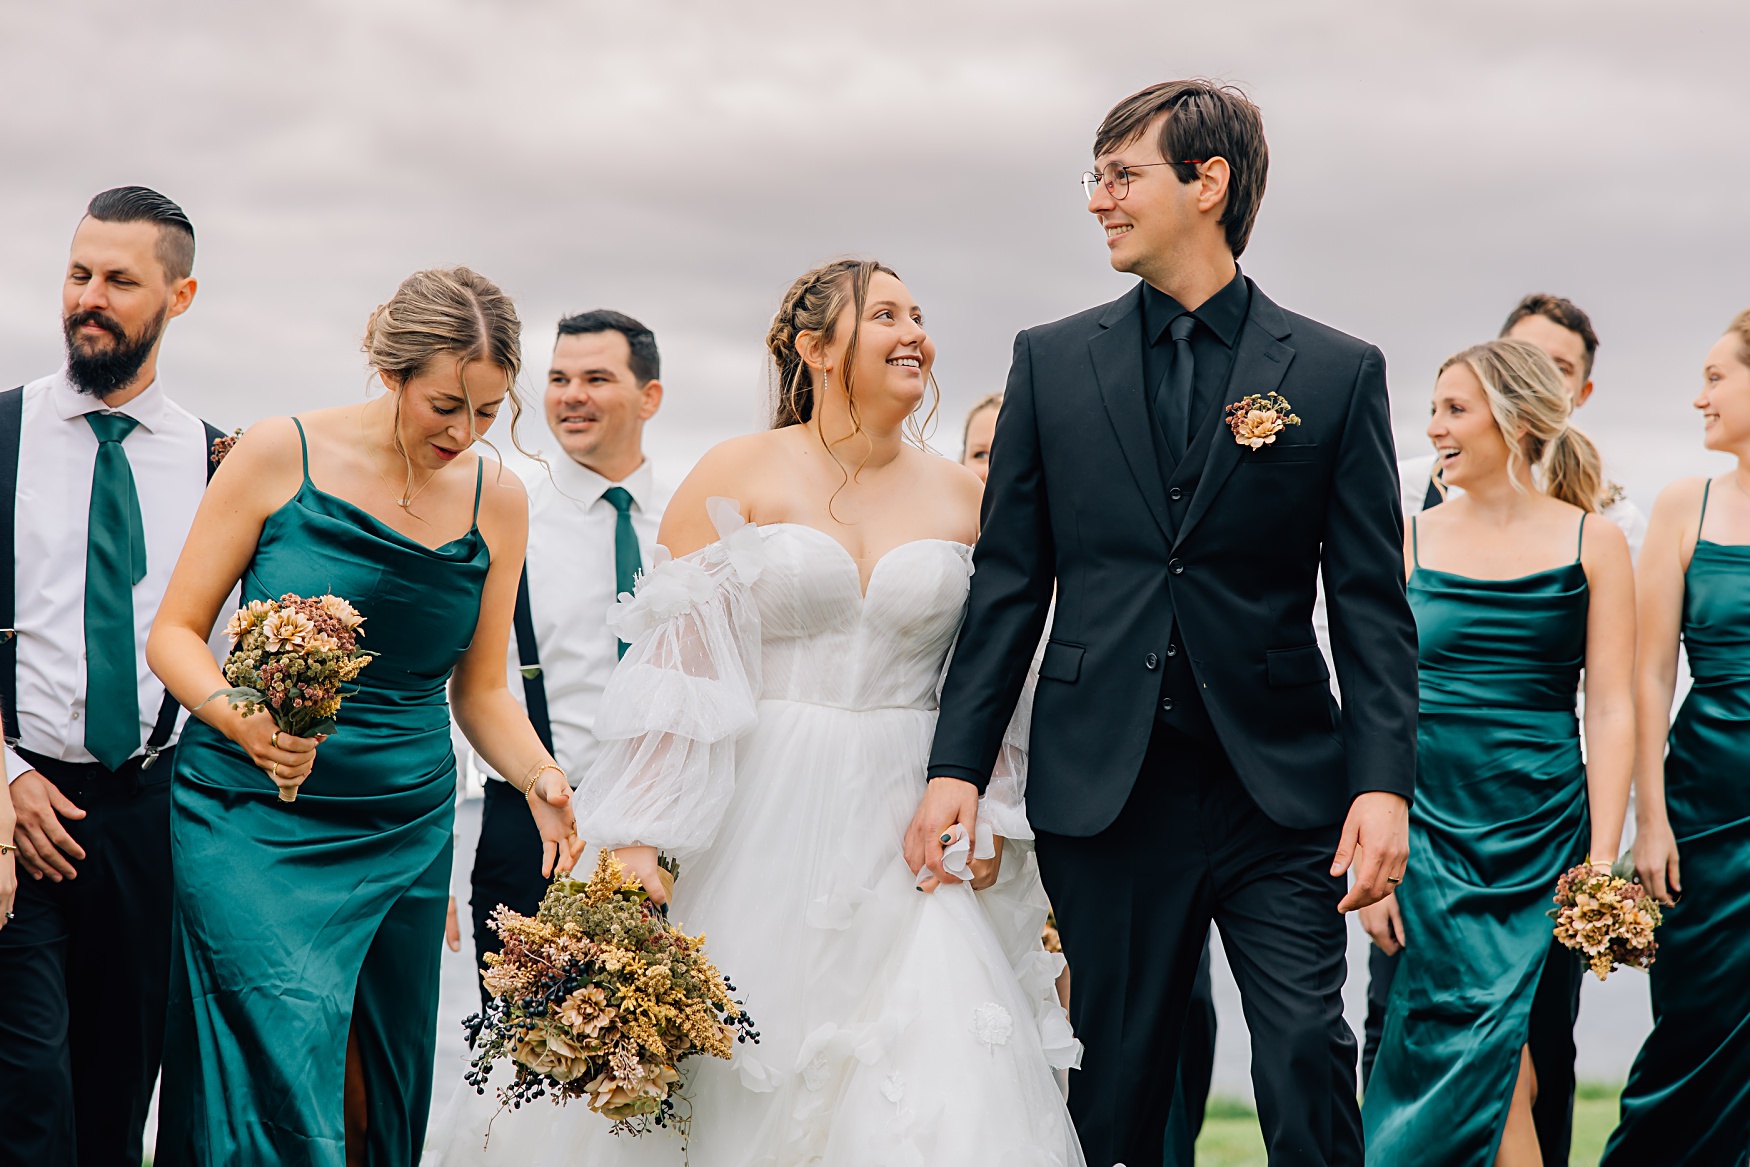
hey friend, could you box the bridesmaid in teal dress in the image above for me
[1360,339,1634,1167]
[146,268,581,1166]
[1605,313,1750,1166]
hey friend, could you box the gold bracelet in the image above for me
[0,841,15,856]
[520,762,563,797]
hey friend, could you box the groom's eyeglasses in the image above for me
[1080,160,1204,201]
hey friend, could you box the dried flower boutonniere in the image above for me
[1225,392,1302,450]
[209,427,244,467]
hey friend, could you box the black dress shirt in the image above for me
[1140,270,1250,743]
[1141,269,1251,452]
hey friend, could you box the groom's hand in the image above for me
[904,776,980,889]
[1333,790,1409,913]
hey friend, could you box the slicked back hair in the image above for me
[1500,293,1600,380]
[85,186,195,281]
[556,309,660,385]
[1094,80,1269,259]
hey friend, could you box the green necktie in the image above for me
[603,486,642,659]
[84,411,147,770]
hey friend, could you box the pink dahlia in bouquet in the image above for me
[1549,856,1663,980]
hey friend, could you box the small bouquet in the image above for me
[1549,856,1663,980]
[206,593,373,803]
[464,850,758,1141]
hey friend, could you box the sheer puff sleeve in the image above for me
[575,499,763,859]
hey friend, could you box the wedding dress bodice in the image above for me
[750,524,971,713]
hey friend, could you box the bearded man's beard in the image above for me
[63,304,168,397]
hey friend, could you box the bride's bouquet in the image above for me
[1549,856,1663,980]
[464,850,758,1138]
[205,592,373,802]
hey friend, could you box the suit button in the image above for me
[1168,486,1183,501]
[1169,558,1185,575]
[1145,653,1159,669]
[1160,698,1175,713]
[1167,643,1179,657]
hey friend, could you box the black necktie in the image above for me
[1155,314,1198,455]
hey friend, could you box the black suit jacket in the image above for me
[929,279,1417,835]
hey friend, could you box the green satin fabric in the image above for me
[156,432,487,1167]
[1605,539,1750,1166]
[1363,556,1590,1166]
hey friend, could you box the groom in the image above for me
[908,81,1417,1166]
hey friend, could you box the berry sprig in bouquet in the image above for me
[464,850,758,1141]
[206,593,373,802]
[1549,856,1663,980]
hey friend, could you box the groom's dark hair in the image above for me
[1095,80,1268,259]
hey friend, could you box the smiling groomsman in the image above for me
[0,188,225,1167]
[467,310,667,1001]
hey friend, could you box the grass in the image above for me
[1192,1083,1623,1166]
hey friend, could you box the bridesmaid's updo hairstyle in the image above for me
[362,266,534,485]
[1729,309,1750,368]
[1439,338,1605,512]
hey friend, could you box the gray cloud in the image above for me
[4,0,1747,498]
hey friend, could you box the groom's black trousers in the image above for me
[468,775,551,1011]
[0,748,174,1167]
[1036,726,1361,1167]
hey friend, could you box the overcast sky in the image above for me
[5,0,1747,506]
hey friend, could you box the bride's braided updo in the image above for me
[766,258,898,429]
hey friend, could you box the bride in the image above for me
[430,259,1081,1164]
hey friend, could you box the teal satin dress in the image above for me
[156,420,488,1167]
[1363,517,1591,1165]
[1605,483,1750,1167]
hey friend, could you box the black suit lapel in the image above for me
[1174,285,1295,547]
[1089,287,1175,542]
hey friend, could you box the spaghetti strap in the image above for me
[1698,479,1714,540]
[1411,514,1421,568]
[290,417,311,482]
[1574,513,1587,562]
[471,456,484,525]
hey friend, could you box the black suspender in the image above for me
[1421,476,1444,512]
[0,387,225,766]
[0,387,22,748]
[513,565,555,755]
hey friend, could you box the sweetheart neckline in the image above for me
[760,522,971,600]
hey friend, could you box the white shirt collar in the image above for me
[50,367,175,435]
[547,452,655,512]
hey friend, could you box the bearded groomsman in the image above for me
[0,188,225,1167]
[467,309,667,1000]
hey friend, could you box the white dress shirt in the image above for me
[493,455,667,786]
[5,371,220,781]
[1396,451,1648,558]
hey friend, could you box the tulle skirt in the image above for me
[428,699,1083,1166]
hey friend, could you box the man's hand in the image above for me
[1333,790,1408,913]
[903,776,980,890]
[11,771,86,882]
[1358,895,1406,956]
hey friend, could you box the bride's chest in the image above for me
[751,526,972,648]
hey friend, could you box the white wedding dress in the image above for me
[428,500,1082,1166]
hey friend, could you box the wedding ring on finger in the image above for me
[1387,873,1404,885]
[270,761,281,780]
[271,730,282,750]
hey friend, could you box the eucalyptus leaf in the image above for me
[1610,853,1637,881]
[197,686,265,712]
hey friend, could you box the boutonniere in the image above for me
[1225,392,1301,450]
[209,427,243,467]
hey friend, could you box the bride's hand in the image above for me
[969,836,1004,891]
[613,844,669,907]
